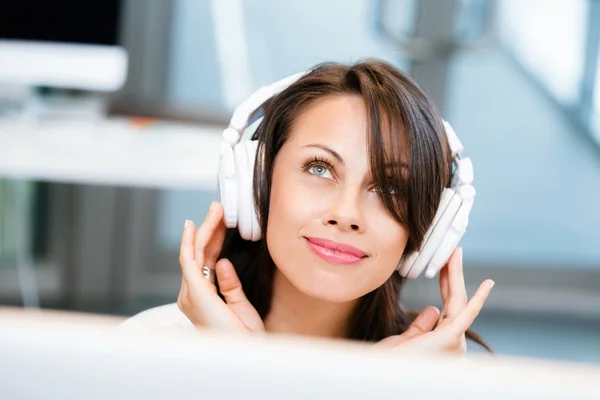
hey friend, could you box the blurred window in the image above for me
[595,46,600,115]
[166,0,410,113]
[497,0,588,105]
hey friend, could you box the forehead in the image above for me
[285,94,409,167]
[289,94,367,144]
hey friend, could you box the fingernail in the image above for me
[487,280,495,290]
[184,219,190,228]
[209,201,216,211]
[425,268,436,279]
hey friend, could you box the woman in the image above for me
[176,59,493,354]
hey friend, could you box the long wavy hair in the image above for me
[218,59,490,351]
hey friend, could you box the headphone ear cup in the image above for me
[233,142,252,240]
[218,144,238,228]
[245,140,261,241]
[398,189,460,279]
[425,186,475,276]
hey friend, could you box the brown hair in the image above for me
[218,59,490,351]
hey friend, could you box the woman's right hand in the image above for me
[177,202,265,333]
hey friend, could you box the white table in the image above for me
[0,117,223,189]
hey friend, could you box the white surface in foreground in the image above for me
[0,308,598,399]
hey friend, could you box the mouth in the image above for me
[304,237,368,265]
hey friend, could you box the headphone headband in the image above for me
[222,71,309,147]
[222,71,465,160]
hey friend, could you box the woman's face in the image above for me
[266,94,409,303]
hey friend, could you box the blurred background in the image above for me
[0,0,598,365]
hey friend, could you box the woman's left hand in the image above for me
[375,248,494,356]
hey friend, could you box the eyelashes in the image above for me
[301,156,336,179]
[373,178,398,195]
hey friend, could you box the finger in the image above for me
[194,202,225,269]
[435,306,447,328]
[180,276,188,299]
[446,247,468,318]
[396,306,441,343]
[215,258,265,333]
[200,203,227,269]
[450,279,495,334]
[216,258,251,307]
[439,262,449,304]
[437,264,450,326]
[179,220,204,282]
[406,306,440,337]
[180,220,195,263]
[374,306,439,347]
[177,277,190,312]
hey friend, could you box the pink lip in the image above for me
[304,237,367,265]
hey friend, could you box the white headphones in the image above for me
[218,72,475,280]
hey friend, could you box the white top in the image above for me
[118,303,196,332]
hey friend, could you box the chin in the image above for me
[283,257,379,304]
[312,281,360,304]
[295,277,363,304]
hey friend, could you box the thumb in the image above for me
[377,306,440,347]
[215,258,264,332]
[215,258,252,307]
[400,306,440,341]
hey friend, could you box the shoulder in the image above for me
[118,302,196,332]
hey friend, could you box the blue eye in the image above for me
[309,164,333,179]
[302,156,336,180]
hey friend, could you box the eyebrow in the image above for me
[302,143,409,169]
[302,144,344,165]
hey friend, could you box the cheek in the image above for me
[267,171,304,235]
[267,168,328,238]
[369,215,409,275]
[344,221,408,301]
[265,167,309,260]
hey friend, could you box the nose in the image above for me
[322,190,366,233]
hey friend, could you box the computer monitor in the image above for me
[0,0,127,92]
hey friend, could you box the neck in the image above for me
[263,269,358,340]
